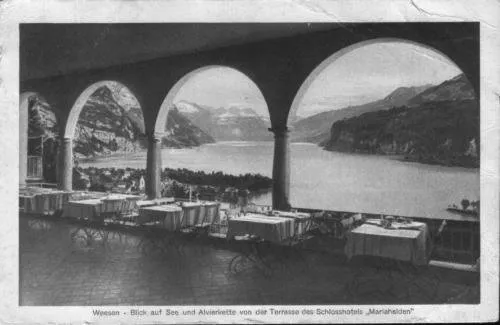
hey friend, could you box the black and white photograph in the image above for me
[0,0,498,323]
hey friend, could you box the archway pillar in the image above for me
[59,137,73,191]
[146,133,162,199]
[269,126,291,211]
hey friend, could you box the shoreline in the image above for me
[77,145,480,177]
[75,165,273,200]
[78,141,479,170]
[74,163,478,222]
[319,145,479,170]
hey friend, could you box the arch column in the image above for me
[269,127,291,211]
[59,137,73,191]
[146,133,162,199]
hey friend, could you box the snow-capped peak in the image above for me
[225,105,259,117]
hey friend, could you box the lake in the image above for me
[79,141,480,220]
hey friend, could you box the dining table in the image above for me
[271,210,312,236]
[180,202,204,227]
[137,204,183,230]
[62,199,104,221]
[227,213,295,243]
[344,218,431,266]
[19,188,72,215]
[200,201,221,225]
[62,194,142,221]
[100,194,142,215]
[136,197,175,208]
[69,191,109,201]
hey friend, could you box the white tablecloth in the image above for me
[62,199,104,220]
[136,197,175,208]
[100,194,141,214]
[272,210,312,236]
[62,195,142,221]
[180,202,203,227]
[137,205,183,230]
[20,190,72,215]
[69,191,108,201]
[345,219,431,265]
[227,213,295,243]
[202,201,220,225]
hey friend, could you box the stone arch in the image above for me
[59,80,144,191]
[288,37,471,123]
[153,65,269,137]
[147,65,271,199]
[63,80,144,140]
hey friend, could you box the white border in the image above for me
[0,0,498,323]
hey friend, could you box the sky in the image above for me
[173,68,270,117]
[170,42,462,119]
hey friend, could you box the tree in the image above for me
[461,199,470,211]
[470,200,480,213]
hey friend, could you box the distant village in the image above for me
[73,166,272,202]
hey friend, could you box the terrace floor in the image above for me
[19,214,479,306]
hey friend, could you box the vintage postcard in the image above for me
[0,0,498,323]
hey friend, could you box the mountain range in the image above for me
[175,100,272,141]
[28,72,478,168]
[30,86,268,159]
[74,87,219,157]
[320,74,479,167]
[161,107,215,148]
[290,84,433,143]
[74,87,146,157]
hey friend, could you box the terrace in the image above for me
[19,23,480,306]
[19,188,479,306]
